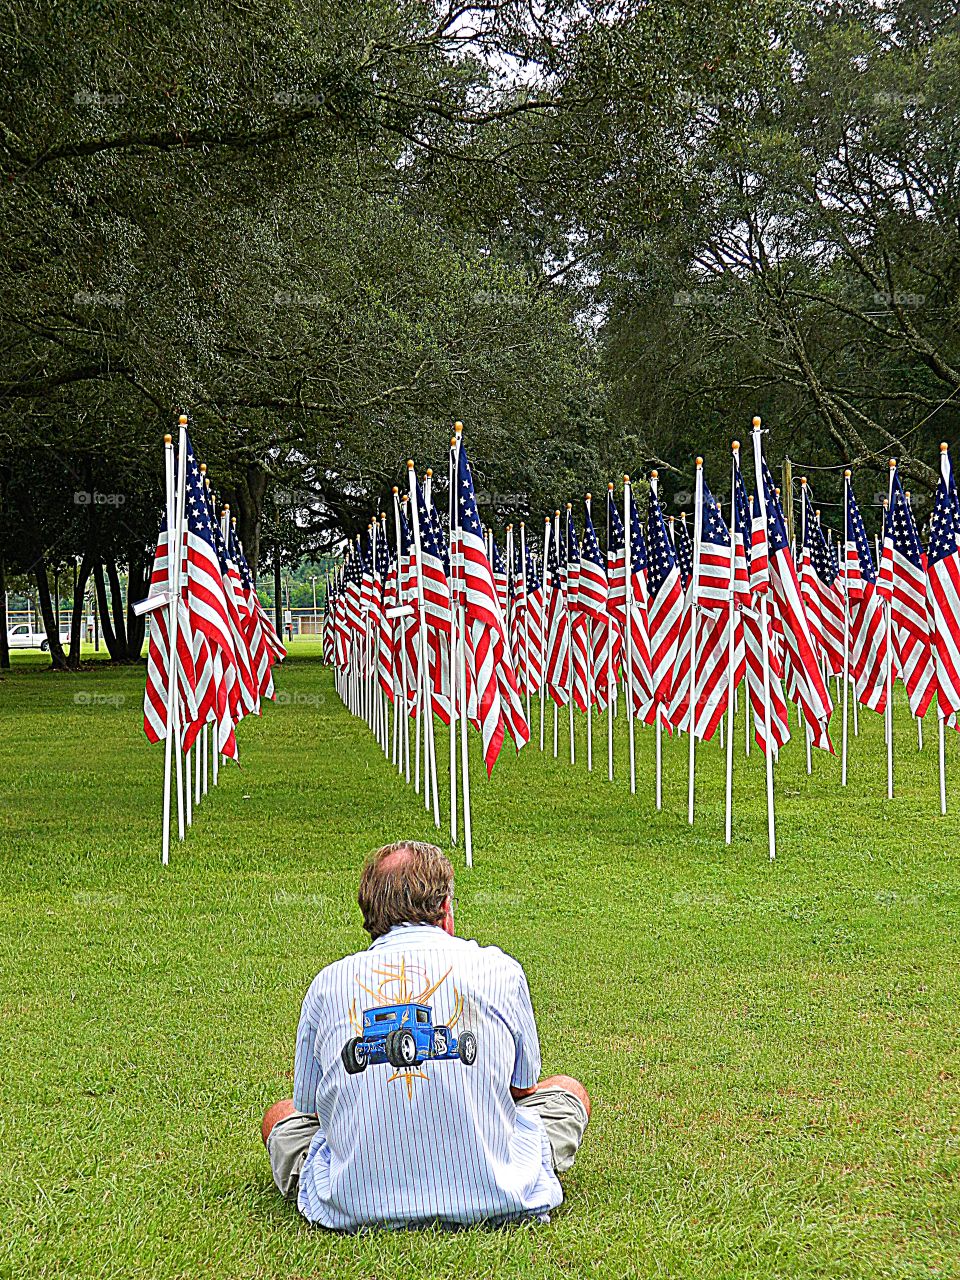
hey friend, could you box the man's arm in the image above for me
[508,966,542,1102]
[292,978,323,1114]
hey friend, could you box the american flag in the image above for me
[230,526,283,701]
[667,476,736,740]
[359,530,375,624]
[800,503,844,678]
[881,472,935,718]
[203,485,259,721]
[845,479,888,714]
[412,480,452,724]
[509,533,544,696]
[321,570,335,664]
[619,489,654,718]
[376,524,397,702]
[414,478,452,631]
[545,519,571,707]
[344,541,365,633]
[674,514,693,588]
[333,565,351,671]
[581,502,614,709]
[565,507,591,712]
[489,532,509,618]
[143,512,198,745]
[756,458,828,748]
[452,444,528,775]
[645,487,683,720]
[396,499,421,711]
[733,463,790,753]
[606,486,626,623]
[180,437,257,757]
[926,453,960,717]
[579,502,609,621]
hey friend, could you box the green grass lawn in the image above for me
[1,646,958,1279]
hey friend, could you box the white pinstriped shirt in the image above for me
[292,923,562,1229]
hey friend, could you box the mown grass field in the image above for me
[1,642,958,1279]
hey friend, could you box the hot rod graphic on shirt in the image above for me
[341,1001,478,1075]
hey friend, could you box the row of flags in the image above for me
[141,421,286,861]
[323,421,960,858]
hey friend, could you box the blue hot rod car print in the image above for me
[341,1002,478,1074]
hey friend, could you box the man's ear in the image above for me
[439,894,455,936]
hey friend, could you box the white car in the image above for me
[6,624,71,652]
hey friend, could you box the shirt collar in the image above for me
[369,922,451,950]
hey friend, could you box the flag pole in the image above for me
[623,478,637,795]
[566,504,575,766]
[841,470,851,786]
[687,458,704,825]
[904,490,924,750]
[401,494,423,800]
[555,512,563,752]
[603,488,614,783]
[167,418,190,856]
[540,516,551,752]
[520,522,532,729]
[938,443,950,814]
[453,423,473,867]
[407,460,441,828]
[724,444,740,845]
[392,489,412,785]
[884,460,896,799]
[447,438,459,843]
[751,417,777,861]
[160,431,177,865]
[799,478,813,776]
[585,495,594,773]
[650,470,663,811]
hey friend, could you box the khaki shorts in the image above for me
[267,1085,589,1201]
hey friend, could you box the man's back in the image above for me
[292,923,562,1230]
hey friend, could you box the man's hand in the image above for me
[510,1084,537,1102]
[511,1075,592,1116]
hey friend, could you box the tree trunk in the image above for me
[0,558,9,670]
[69,552,93,669]
[106,559,127,652]
[34,560,68,669]
[274,554,282,640]
[124,547,149,661]
[93,562,124,661]
[232,461,268,581]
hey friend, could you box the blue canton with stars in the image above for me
[646,490,678,597]
[886,473,922,569]
[845,483,877,583]
[928,468,959,567]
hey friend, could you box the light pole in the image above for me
[310,575,318,635]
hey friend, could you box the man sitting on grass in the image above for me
[261,839,590,1230]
